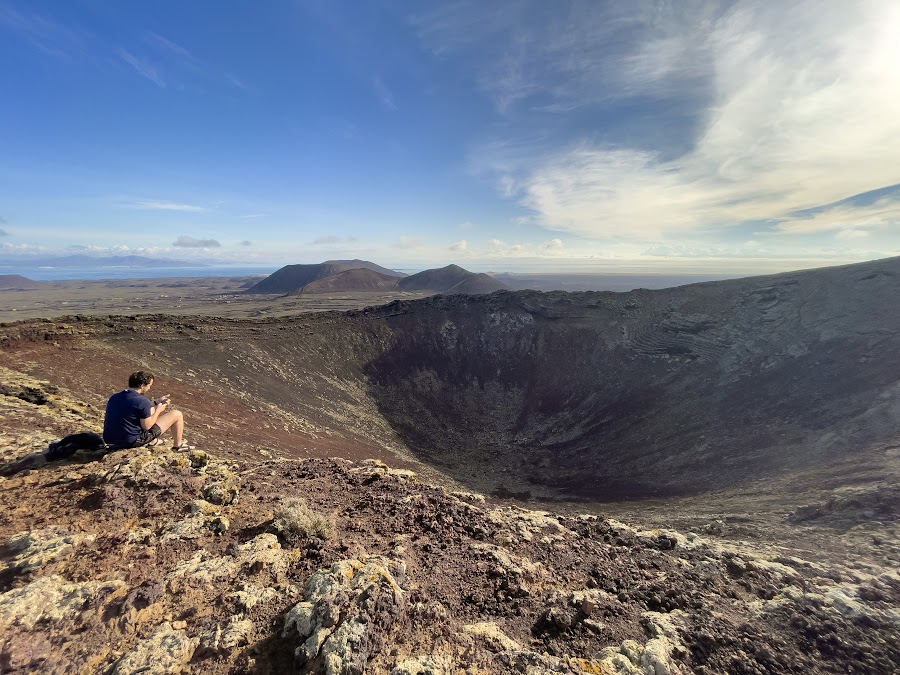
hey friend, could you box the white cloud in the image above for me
[541,238,563,250]
[466,2,900,241]
[449,239,469,252]
[458,220,477,230]
[835,229,870,240]
[128,200,208,213]
[642,242,778,259]
[68,244,165,255]
[769,199,900,236]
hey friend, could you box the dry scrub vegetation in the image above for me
[273,497,336,544]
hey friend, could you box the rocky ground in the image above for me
[2,368,899,674]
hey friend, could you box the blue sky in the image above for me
[2,1,900,273]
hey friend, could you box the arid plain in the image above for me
[0,275,432,323]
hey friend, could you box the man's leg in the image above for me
[156,409,185,446]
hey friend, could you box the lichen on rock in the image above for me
[283,555,407,671]
[112,621,198,675]
[0,574,124,630]
[4,528,95,573]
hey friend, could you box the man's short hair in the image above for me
[128,371,155,388]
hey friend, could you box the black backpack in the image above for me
[45,432,108,461]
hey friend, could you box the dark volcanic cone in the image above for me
[322,259,406,277]
[293,268,400,294]
[0,274,42,290]
[447,272,510,294]
[397,264,477,292]
[245,260,402,294]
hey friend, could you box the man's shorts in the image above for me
[130,424,162,448]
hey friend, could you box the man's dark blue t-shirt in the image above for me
[103,389,152,447]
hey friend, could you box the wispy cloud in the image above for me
[451,2,900,244]
[224,72,247,89]
[143,31,194,62]
[117,47,165,87]
[0,4,89,59]
[173,236,220,248]
[143,31,247,90]
[313,235,341,245]
[768,199,900,236]
[449,239,469,252]
[311,235,357,245]
[396,236,423,249]
[373,76,398,110]
[240,240,253,246]
[0,229,8,236]
[413,1,713,115]
[128,200,208,213]
[68,244,164,255]
[1,242,44,253]
[240,213,267,220]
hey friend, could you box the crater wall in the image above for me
[361,258,900,498]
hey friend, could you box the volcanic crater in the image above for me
[5,256,899,503]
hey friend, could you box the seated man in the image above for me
[103,371,192,450]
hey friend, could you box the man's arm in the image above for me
[140,396,170,430]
